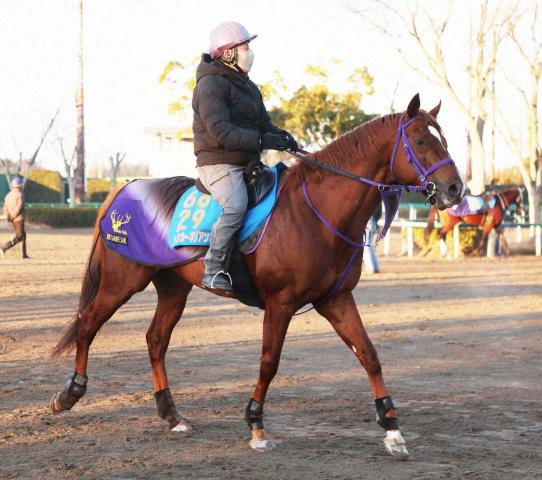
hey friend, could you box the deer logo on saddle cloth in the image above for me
[105,210,132,245]
[111,210,131,234]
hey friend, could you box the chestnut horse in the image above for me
[51,94,464,458]
[424,187,523,257]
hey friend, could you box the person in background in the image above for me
[1,176,29,259]
[363,202,382,274]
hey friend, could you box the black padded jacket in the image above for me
[192,54,282,167]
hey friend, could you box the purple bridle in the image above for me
[290,112,455,314]
[389,113,455,200]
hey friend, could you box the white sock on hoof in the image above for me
[383,429,409,458]
[249,438,276,451]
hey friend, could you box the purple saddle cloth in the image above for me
[99,178,205,267]
[447,195,493,217]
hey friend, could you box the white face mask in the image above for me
[236,48,254,73]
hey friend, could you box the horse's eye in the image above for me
[414,139,424,145]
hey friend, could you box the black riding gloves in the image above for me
[260,131,298,152]
[282,131,298,152]
[261,132,288,151]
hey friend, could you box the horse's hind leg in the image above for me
[51,252,155,413]
[316,291,409,458]
[476,220,494,256]
[146,270,193,432]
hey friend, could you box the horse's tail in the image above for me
[52,189,119,358]
[424,206,437,242]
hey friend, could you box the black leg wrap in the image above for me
[155,388,183,429]
[375,396,399,430]
[245,398,264,431]
[55,373,88,411]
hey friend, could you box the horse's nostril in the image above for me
[448,182,461,198]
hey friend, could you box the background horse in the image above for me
[424,187,523,257]
[50,94,464,458]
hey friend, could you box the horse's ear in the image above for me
[429,100,441,118]
[407,94,420,118]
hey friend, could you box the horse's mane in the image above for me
[283,113,401,191]
[146,176,196,220]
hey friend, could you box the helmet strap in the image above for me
[221,47,244,73]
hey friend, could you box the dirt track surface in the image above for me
[1,227,541,479]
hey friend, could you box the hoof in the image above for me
[50,392,68,414]
[383,430,409,459]
[170,419,193,433]
[249,438,276,451]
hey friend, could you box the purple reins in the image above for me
[290,113,455,314]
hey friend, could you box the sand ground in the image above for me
[0,227,541,479]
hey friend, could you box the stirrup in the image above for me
[202,270,233,291]
[210,270,232,288]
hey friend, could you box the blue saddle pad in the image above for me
[168,164,283,247]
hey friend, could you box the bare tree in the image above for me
[1,133,24,185]
[57,137,77,208]
[0,111,58,185]
[0,158,14,185]
[109,152,126,189]
[495,5,542,225]
[350,0,516,194]
[387,81,400,113]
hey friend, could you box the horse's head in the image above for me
[502,187,525,219]
[390,94,465,209]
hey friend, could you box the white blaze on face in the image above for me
[428,124,449,159]
[428,125,441,141]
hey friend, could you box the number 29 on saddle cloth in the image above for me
[167,165,282,248]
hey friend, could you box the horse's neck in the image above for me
[499,189,516,209]
[300,149,388,239]
[503,189,516,203]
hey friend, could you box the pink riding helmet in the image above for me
[209,21,257,59]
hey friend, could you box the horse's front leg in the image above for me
[498,230,511,256]
[245,300,294,451]
[316,291,409,458]
[476,222,493,256]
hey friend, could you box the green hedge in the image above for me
[25,169,62,203]
[411,226,482,256]
[88,178,111,202]
[26,206,99,228]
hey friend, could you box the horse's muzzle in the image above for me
[435,180,465,209]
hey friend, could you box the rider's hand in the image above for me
[282,131,298,151]
[274,129,298,151]
[260,132,289,151]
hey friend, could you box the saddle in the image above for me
[195,160,276,208]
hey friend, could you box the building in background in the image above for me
[145,127,196,178]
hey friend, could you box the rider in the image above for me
[1,176,29,259]
[193,21,297,292]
